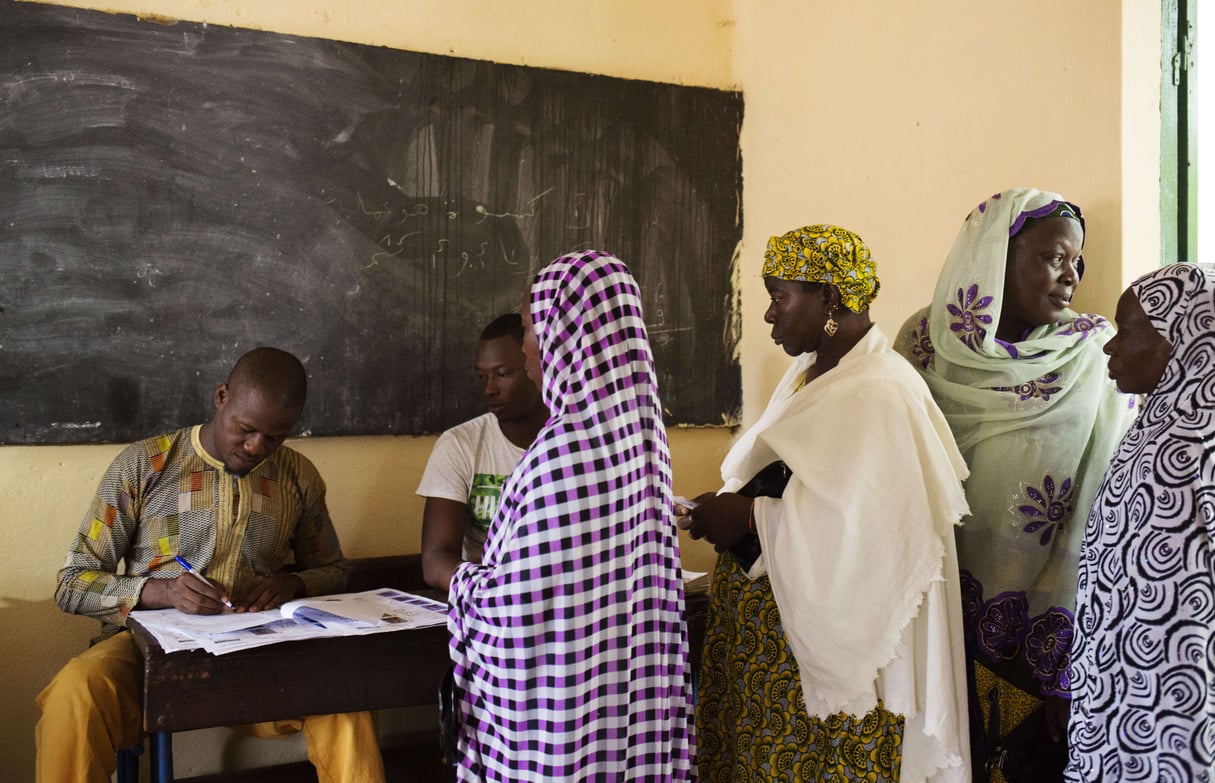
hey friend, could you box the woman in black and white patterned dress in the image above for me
[1068,262,1215,782]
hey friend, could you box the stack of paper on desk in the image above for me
[682,569,711,594]
[129,588,448,656]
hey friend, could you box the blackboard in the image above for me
[0,1,743,443]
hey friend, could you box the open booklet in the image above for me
[129,588,448,656]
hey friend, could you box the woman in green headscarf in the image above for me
[681,225,972,782]
[894,189,1136,782]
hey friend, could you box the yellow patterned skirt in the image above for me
[696,553,905,782]
[972,661,1046,783]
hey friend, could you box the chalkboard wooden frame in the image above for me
[0,1,743,443]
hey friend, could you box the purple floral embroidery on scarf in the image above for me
[993,336,1020,359]
[973,192,1003,218]
[946,284,994,350]
[993,372,1063,402]
[907,316,935,369]
[1019,474,1075,545]
[1056,313,1110,340]
[1024,608,1074,696]
[970,582,1075,691]
[976,591,1029,661]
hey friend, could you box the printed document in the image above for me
[129,588,447,655]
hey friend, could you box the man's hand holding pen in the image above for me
[138,559,304,615]
[138,569,230,615]
[170,570,232,614]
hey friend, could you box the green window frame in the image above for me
[1162,0,1197,264]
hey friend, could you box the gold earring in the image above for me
[823,304,839,336]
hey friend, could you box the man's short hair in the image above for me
[227,347,307,410]
[479,313,524,343]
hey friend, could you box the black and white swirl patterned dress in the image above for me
[1068,263,1215,782]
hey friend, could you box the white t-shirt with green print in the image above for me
[416,412,526,562]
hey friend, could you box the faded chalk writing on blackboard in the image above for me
[0,1,743,443]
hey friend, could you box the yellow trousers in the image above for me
[35,632,386,783]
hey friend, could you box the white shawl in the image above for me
[721,325,971,782]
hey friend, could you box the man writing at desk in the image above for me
[35,347,385,783]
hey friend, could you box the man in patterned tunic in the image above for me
[35,347,385,783]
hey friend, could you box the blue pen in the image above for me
[174,555,235,609]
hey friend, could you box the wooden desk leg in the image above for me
[149,731,174,783]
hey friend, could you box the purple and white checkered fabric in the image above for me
[447,251,694,781]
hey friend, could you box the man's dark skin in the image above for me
[422,317,549,591]
[137,349,308,615]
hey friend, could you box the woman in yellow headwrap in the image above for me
[680,224,972,782]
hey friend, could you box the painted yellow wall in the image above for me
[1122,0,1165,285]
[2,0,1160,779]
[28,0,736,87]
[734,0,1160,423]
[3,2,735,778]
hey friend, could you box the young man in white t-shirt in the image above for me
[416,313,549,590]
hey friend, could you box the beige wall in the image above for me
[734,0,1160,422]
[2,0,1159,779]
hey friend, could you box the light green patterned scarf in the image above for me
[894,187,1136,697]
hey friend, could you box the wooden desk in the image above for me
[129,616,451,782]
[129,573,709,782]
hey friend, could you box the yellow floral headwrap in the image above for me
[762,224,880,313]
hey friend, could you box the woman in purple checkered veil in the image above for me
[444,251,694,781]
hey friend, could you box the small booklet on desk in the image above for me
[129,588,448,656]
